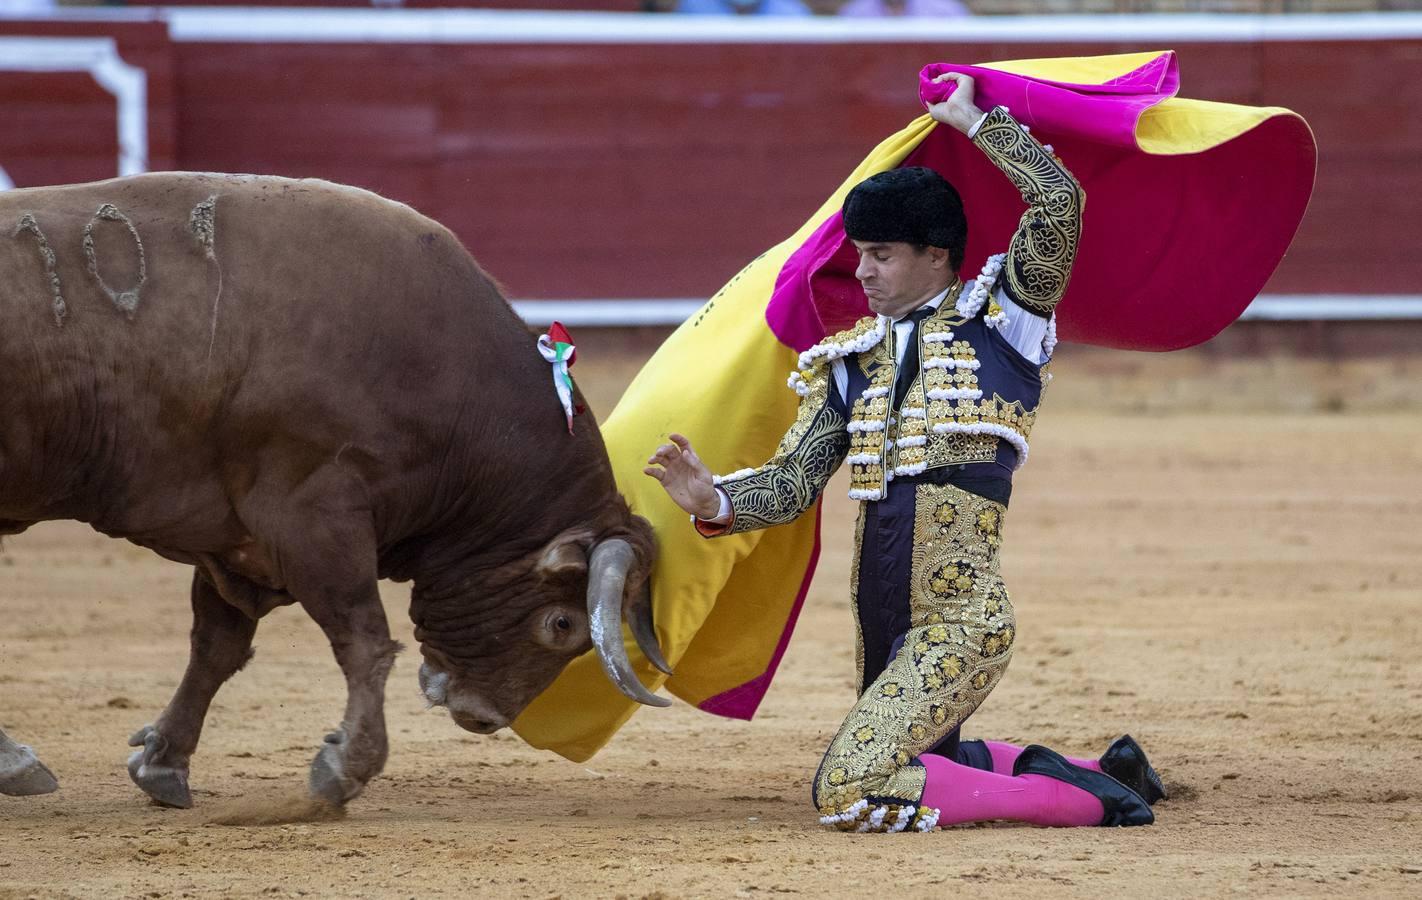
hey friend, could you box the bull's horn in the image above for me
[587,539,672,708]
[629,580,674,676]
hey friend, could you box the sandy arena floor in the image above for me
[2,340,1420,898]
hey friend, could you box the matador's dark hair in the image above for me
[843,166,968,272]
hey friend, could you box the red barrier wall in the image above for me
[0,16,1416,302]
[0,22,177,185]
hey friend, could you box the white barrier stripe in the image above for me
[512,300,701,326]
[0,37,147,176]
[1237,296,1422,321]
[26,9,1422,45]
[512,295,1422,327]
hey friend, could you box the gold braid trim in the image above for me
[851,503,868,693]
[793,315,885,381]
[719,360,850,534]
[972,106,1084,319]
[822,315,883,350]
[847,335,895,500]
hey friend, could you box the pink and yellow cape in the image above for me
[513,51,1316,762]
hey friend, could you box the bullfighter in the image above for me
[645,72,1165,832]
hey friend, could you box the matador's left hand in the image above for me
[927,72,987,137]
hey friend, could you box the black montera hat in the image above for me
[843,167,967,264]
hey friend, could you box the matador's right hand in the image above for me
[644,433,721,520]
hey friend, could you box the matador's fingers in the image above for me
[669,434,708,469]
[931,71,975,107]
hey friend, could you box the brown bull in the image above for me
[0,173,669,809]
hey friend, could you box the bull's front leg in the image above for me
[243,470,397,807]
[128,570,258,808]
[0,726,59,796]
[300,583,399,806]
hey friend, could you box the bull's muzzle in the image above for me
[448,708,508,735]
[420,662,509,734]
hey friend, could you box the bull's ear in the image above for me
[535,530,591,579]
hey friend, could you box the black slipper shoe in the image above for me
[1013,744,1155,827]
[1099,734,1167,805]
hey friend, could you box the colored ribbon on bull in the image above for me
[512,51,1315,763]
[537,322,579,434]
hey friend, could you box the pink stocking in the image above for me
[984,741,1102,776]
[919,753,1103,827]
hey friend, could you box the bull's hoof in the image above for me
[0,745,59,796]
[308,731,361,806]
[127,725,193,809]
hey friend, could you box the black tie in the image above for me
[893,305,937,408]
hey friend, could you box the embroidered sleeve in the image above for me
[705,362,850,536]
[971,105,1085,319]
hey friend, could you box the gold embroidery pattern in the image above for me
[972,106,1084,319]
[923,432,1000,468]
[893,311,991,472]
[847,335,894,497]
[851,504,867,693]
[880,305,1037,472]
[954,395,1038,438]
[720,362,850,533]
[815,484,1015,828]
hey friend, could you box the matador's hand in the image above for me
[644,433,721,520]
[927,72,987,136]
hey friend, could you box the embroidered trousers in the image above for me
[812,481,1016,818]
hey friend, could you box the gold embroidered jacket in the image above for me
[708,106,1082,534]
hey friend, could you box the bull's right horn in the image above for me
[629,579,674,677]
[586,539,672,708]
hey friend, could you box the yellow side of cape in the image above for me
[981,51,1297,154]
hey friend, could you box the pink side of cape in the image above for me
[768,52,1316,352]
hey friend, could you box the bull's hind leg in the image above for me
[128,570,257,808]
[0,522,57,796]
[0,727,59,796]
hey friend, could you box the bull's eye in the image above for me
[555,616,571,632]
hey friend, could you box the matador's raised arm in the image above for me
[971,106,1085,318]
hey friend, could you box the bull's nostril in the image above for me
[419,664,450,707]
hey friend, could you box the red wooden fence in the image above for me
[1,12,1417,303]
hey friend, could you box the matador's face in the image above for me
[851,240,954,320]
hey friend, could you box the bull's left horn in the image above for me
[587,539,672,708]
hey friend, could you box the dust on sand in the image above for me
[1,343,1420,898]
[203,792,346,827]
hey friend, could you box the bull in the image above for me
[0,173,670,809]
